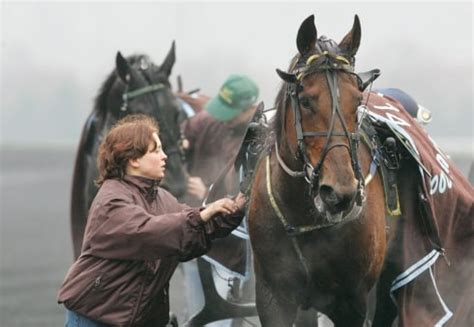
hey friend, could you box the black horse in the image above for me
[70,43,188,258]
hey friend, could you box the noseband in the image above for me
[279,50,365,206]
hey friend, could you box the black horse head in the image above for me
[96,42,188,198]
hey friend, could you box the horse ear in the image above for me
[160,41,176,77]
[276,69,297,84]
[339,15,361,57]
[116,51,131,83]
[297,15,317,55]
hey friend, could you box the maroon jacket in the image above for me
[58,175,243,326]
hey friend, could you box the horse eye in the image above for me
[299,97,312,110]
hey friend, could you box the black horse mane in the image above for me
[272,80,289,143]
[93,54,153,121]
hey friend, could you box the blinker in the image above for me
[357,69,381,91]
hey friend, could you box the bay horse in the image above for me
[70,42,188,258]
[248,15,386,326]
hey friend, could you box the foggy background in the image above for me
[2,1,473,147]
[0,1,472,326]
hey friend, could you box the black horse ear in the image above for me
[297,15,317,55]
[276,69,297,84]
[339,15,361,57]
[116,51,131,83]
[160,41,176,77]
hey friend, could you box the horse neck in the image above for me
[102,111,120,132]
[270,139,312,217]
[276,133,308,181]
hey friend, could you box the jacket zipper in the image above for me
[69,275,103,308]
[129,276,147,326]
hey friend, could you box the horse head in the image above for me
[106,42,188,198]
[275,15,366,220]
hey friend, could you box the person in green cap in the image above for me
[182,74,259,205]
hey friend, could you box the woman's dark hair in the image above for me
[96,114,159,186]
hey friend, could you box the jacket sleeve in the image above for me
[203,212,245,240]
[159,189,245,261]
[161,188,245,241]
[87,192,211,261]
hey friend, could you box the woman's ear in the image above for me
[128,157,141,169]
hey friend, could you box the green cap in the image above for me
[206,74,259,122]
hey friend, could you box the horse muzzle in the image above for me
[314,184,361,224]
[319,184,357,213]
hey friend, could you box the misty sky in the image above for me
[1,1,472,148]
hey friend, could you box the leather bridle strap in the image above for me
[274,140,306,178]
[286,61,365,205]
[266,154,345,235]
[122,83,166,102]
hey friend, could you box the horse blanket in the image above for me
[366,91,473,326]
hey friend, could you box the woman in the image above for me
[58,114,246,326]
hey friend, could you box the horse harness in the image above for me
[285,51,365,208]
[271,46,372,231]
[262,46,388,307]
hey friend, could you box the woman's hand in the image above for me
[199,192,248,222]
[199,198,240,222]
[234,192,248,211]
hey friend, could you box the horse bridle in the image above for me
[264,51,371,299]
[280,50,365,206]
[119,69,187,160]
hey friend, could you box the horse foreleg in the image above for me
[255,278,297,327]
[372,258,398,327]
[373,183,411,327]
[327,294,368,327]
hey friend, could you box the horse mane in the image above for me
[92,54,151,121]
[272,81,288,143]
[272,53,299,142]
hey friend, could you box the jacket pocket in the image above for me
[67,274,106,309]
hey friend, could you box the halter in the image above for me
[119,69,186,160]
[121,83,166,109]
[120,73,166,113]
[282,49,365,206]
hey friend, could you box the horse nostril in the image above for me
[319,185,356,212]
[319,185,339,207]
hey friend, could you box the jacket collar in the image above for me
[123,174,160,200]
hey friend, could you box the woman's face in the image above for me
[134,132,168,180]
